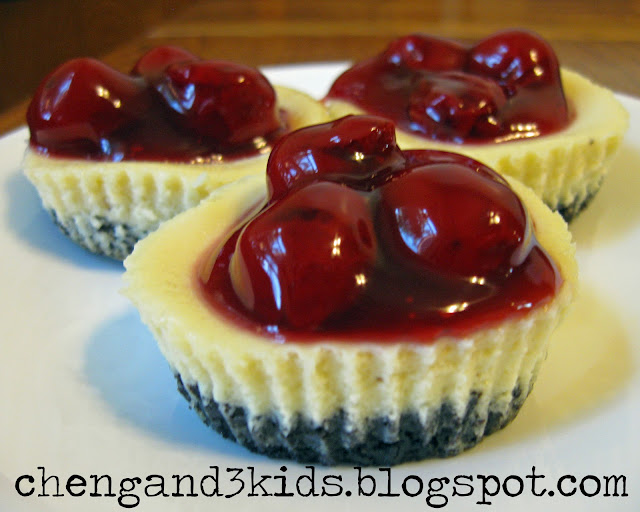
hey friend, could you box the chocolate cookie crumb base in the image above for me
[48,209,148,260]
[556,181,602,222]
[175,374,529,466]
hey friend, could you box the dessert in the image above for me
[123,116,577,466]
[24,46,329,259]
[325,30,628,220]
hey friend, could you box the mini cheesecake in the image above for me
[123,117,577,465]
[24,47,329,259]
[325,31,628,220]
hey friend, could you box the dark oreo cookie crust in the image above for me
[556,183,601,222]
[49,209,145,260]
[175,373,529,466]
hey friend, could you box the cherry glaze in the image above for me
[327,30,570,144]
[200,116,561,341]
[27,47,285,162]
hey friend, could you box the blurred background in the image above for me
[1,0,639,134]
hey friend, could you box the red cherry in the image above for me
[408,71,508,140]
[27,58,149,153]
[266,115,406,201]
[131,45,197,82]
[466,30,562,94]
[384,34,467,71]
[155,59,281,146]
[377,161,532,278]
[230,181,377,329]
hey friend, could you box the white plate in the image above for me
[1,63,638,512]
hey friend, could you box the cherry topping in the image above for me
[229,181,377,329]
[131,46,198,82]
[408,71,507,140]
[377,162,532,278]
[201,116,560,340]
[326,30,570,143]
[27,58,150,154]
[384,34,467,71]
[27,46,286,161]
[266,115,405,201]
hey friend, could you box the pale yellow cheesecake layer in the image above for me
[325,69,628,215]
[123,172,577,437]
[23,86,330,259]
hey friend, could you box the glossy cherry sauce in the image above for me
[327,30,571,144]
[199,116,561,342]
[26,47,285,162]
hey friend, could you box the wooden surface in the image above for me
[2,0,640,135]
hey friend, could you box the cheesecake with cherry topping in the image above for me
[24,46,329,259]
[123,116,577,465]
[325,30,628,220]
